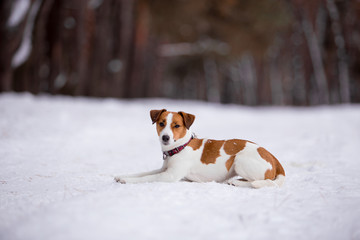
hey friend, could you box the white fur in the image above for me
[159,113,174,150]
[114,112,284,188]
[183,140,236,182]
[233,142,272,181]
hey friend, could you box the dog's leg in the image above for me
[119,166,188,184]
[250,174,285,188]
[114,161,167,182]
[227,176,284,188]
[114,168,165,182]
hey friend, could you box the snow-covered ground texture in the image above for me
[1,93,360,240]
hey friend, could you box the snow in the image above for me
[0,93,360,240]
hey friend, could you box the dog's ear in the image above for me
[178,111,195,129]
[150,109,167,124]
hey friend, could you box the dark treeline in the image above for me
[0,0,359,105]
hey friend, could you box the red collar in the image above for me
[163,136,193,159]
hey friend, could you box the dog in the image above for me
[114,109,285,188]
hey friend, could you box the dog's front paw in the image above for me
[114,176,126,184]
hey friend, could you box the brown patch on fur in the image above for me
[155,111,169,136]
[200,140,225,165]
[150,109,167,124]
[223,139,247,155]
[188,138,203,151]
[178,111,195,129]
[223,139,247,171]
[225,155,235,171]
[257,147,285,180]
[171,112,187,140]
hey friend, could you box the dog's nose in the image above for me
[162,135,170,142]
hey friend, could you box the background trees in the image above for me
[1,0,359,105]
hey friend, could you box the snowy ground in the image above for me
[0,93,360,240]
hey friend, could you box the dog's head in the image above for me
[150,109,195,149]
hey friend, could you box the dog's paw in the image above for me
[114,176,126,184]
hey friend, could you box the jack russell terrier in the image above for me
[114,109,285,188]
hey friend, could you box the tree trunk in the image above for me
[326,0,350,103]
[301,12,329,104]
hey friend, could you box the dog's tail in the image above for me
[228,174,285,188]
[250,174,285,188]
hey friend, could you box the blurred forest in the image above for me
[1,0,360,105]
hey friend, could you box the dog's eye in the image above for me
[159,122,165,127]
[174,124,180,128]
